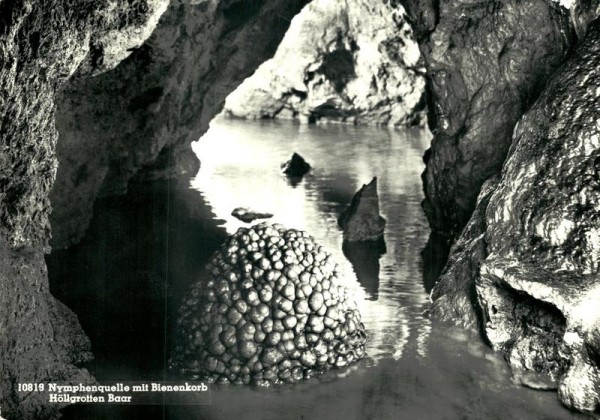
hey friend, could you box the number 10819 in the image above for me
[18,383,44,392]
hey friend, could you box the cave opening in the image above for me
[48,20,572,420]
[4,0,597,419]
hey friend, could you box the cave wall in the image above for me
[402,0,574,236]
[222,0,427,127]
[432,17,600,411]
[0,2,170,418]
[400,0,600,412]
[50,0,311,249]
[1,1,311,418]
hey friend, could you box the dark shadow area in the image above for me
[46,176,227,419]
[284,175,305,188]
[421,231,452,293]
[342,239,386,300]
[61,404,167,420]
[305,171,359,219]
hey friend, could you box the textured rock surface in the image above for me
[171,223,367,385]
[551,0,600,37]
[50,0,310,249]
[402,0,574,235]
[338,177,386,242]
[431,18,600,413]
[232,208,274,223]
[0,240,94,420]
[0,1,169,418]
[281,153,311,178]
[223,0,426,127]
[427,176,498,329]
[1,0,169,250]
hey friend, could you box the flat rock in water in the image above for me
[281,153,311,177]
[515,369,558,391]
[231,207,274,223]
[338,177,386,241]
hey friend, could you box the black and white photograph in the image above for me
[0,0,599,419]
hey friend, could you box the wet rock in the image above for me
[281,153,311,178]
[421,231,452,294]
[338,177,386,242]
[402,0,574,236]
[517,370,560,391]
[50,0,311,249]
[223,0,426,127]
[430,18,600,413]
[171,223,367,385]
[231,208,274,223]
[0,1,169,418]
[551,0,600,37]
[427,177,498,329]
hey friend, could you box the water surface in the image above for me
[192,117,432,361]
[50,117,584,419]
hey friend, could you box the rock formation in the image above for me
[281,153,311,178]
[223,0,426,127]
[50,0,311,249]
[402,0,600,412]
[338,177,386,242]
[429,16,600,413]
[0,1,170,418]
[427,177,498,329]
[1,1,310,418]
[232,208,274,223]
[171,223,367,385]
[402,0,574,236]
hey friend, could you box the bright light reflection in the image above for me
[191,116,432,361]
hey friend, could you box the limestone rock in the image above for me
[0,242,95,419]
[281,153,311,178]
[1,1,310,417]
[50,0,310,249]
[223,0,426,127]
[427,176,498,329]
[402,0,574,236]
[232,208,274,223]
[430,18,600,413]
[171,223,367,385]
[338,177,386,242]
[0,1,169,418]
[550,0,600,37]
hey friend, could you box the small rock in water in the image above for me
[515,370,558,391]
[232,208,274,223]
[338,177,386,241]
[281,153,311,178]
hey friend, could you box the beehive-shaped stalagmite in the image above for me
[171,223,367,385]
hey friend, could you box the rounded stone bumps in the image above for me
[171,223,367,385]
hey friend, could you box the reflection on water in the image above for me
[52,117,584,419]
[422,232,453,294]
[342,239,387,300]
[192,116,431,362]
[188,117,582,419]
[192,116,570,419]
